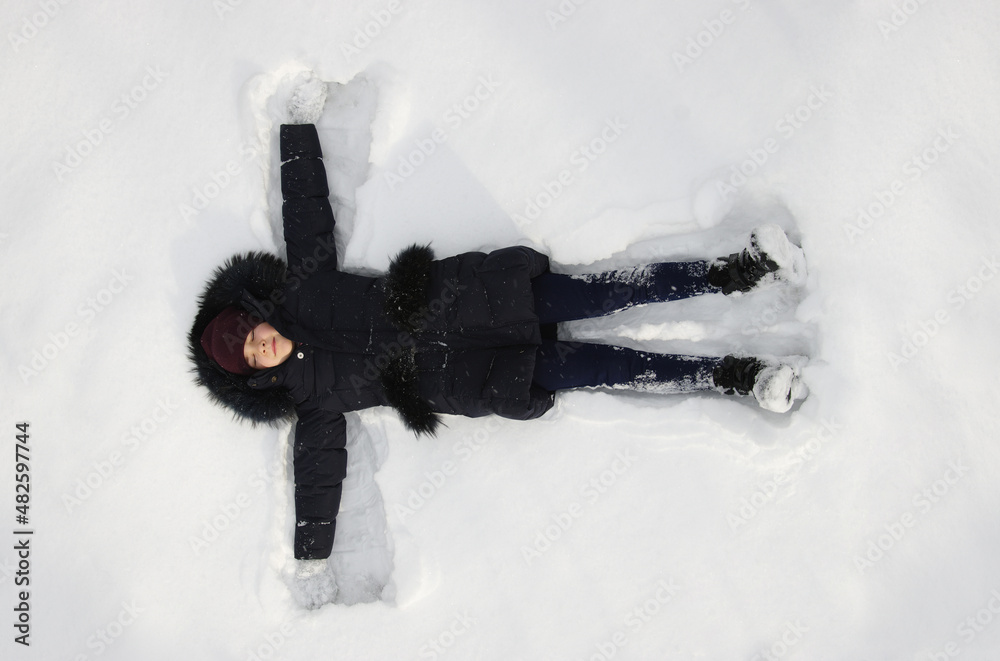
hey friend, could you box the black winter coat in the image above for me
[189,124,554,559]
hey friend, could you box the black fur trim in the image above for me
[383,243,434,333]
[188,252,296,426]
[379,349,441,437]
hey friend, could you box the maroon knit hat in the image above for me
[200,307,257,375]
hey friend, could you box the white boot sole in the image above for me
[752,362,806,413]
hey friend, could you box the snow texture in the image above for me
[4,1,1000,660]
[285,73,328,126]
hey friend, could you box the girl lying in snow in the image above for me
[188,77,807,564]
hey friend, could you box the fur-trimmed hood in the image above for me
[188,251,296,427]
[189,246,443,434]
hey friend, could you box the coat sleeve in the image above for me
[292,405,348,560]
[280,124,339,274]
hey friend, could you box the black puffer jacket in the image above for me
[189,124,554,559]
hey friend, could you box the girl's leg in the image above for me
[532,341,807,412]
[532,339,720,393]
[531,261,719,324]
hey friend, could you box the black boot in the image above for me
[707,224,805,295]
[713,354,806,412]
[712,356,763,396]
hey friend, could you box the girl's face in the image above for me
[243,322,294,370]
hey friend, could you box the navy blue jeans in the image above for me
[530,262,722,392]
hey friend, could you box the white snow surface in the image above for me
[4,1,1000,659]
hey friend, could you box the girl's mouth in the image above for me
[272,338,276,355]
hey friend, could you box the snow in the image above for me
[4,0,1000,659]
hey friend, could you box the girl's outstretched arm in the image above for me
[280,123,339,275]
[291,405,348,560]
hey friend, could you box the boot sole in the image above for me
[752,363,804,413]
